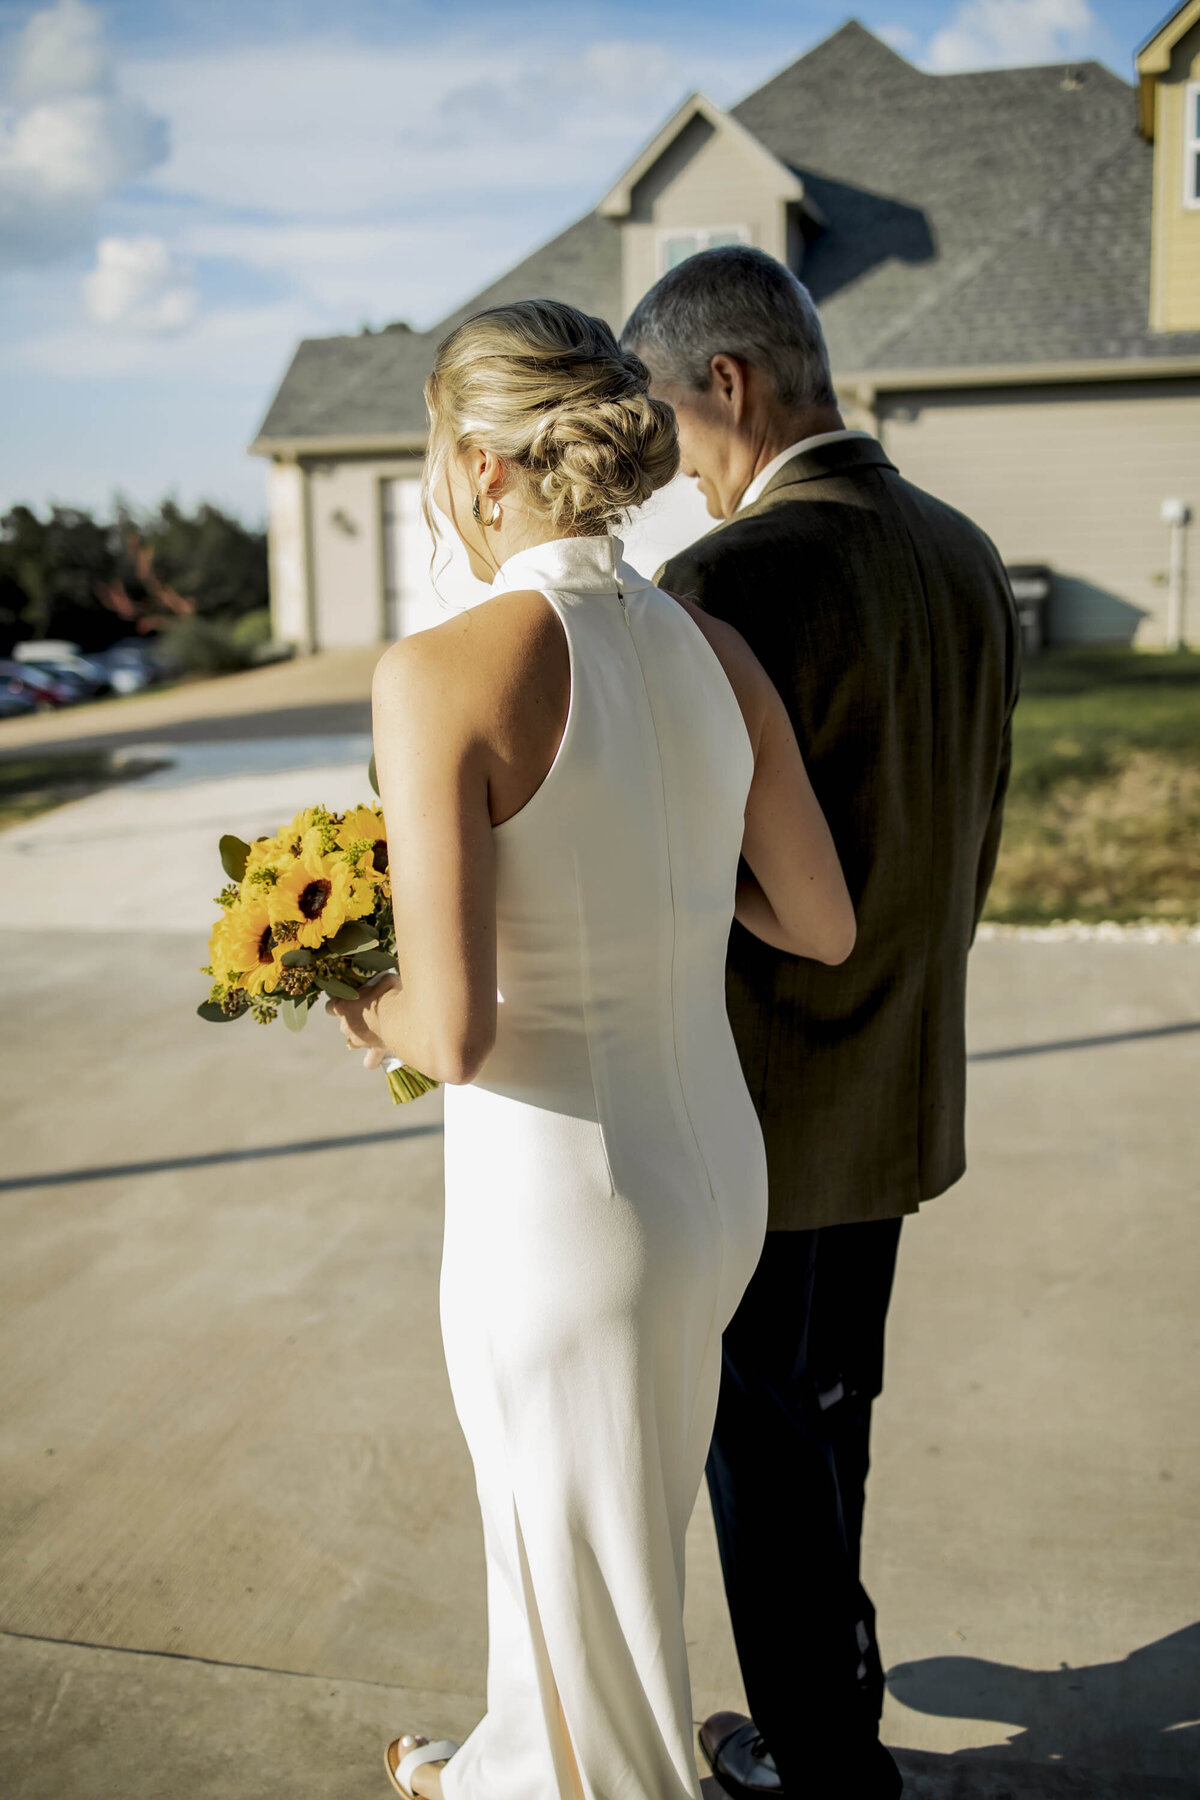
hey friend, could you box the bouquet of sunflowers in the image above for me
[198,775,436,1105]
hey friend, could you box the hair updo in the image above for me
[422,298,680,539]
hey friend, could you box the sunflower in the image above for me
[243,832,289,877]
[338,803,389,884]
[207,907,242,986]
[267,853,374,949]
[216,896,286,996]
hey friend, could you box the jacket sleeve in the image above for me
[973,577,1023,936]
[655,548,710,607]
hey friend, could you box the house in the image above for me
[251,11,1200,652]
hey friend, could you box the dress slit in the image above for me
[514,1498,588,1800]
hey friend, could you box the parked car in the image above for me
[0,678,38,718]
[0,659,77,707]
[12,641,112,697]
[90,637,176,693]
[18,661,101,701]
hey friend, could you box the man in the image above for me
[622,247,1020,1800]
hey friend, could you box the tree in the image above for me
[0,500,268,655]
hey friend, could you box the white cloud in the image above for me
[14,295,313,383]
[0,0,168,267]
[82,234,196,333]
[12,0,110,101]
[926,0,1101,71]
[119,35,767,219]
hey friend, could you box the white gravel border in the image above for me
[978,921,1200,943]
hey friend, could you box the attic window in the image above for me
[658,225,750,274]
[1187,84,1200,209]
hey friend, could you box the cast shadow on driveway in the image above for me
[887,1621,1199,1794]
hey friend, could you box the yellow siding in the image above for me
[1150,18,1200,331]
[621,117,786,320]
[877,381,1200,646]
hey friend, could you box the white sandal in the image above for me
[384,1732,459,1798]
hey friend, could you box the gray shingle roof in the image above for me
[253,21,1200,447]
[731,20,1200,370]
[253,210,621,445]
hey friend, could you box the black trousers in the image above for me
[705,1217,904,1797]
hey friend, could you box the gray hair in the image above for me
[621,245,835,410]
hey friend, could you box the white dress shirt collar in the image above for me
[736,429,875,513]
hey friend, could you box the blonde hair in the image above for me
[422,298,679,542]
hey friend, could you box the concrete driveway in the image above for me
[1,740,1196,1800]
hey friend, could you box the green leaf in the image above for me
[368,752,380,796]
[316,976,358,999]
[281,947,314,966]
[280,997,310,1031]
[196,1001,239,1022]
[349,949,396,973]
[325,920,378,955]
[219,834,250,882]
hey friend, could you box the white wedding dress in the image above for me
[438,533,769,1800]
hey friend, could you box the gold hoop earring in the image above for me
[473,493,500,528]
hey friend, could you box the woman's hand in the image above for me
[326,973,401,1071]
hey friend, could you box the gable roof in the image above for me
[252,20,1200,452]
[596,90,806,217]
[1136,0,1200,135]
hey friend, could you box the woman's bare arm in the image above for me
[736,676,855,962]
[333,622,500,1085]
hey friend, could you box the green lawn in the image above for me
[985,649,1200,925]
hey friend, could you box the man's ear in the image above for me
[709,353,748,422]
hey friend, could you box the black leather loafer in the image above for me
[699,1711,782,1799]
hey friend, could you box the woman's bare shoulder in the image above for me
[372,590,565,721]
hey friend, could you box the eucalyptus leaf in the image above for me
[325,921,377,955]
[280,997,310,1032]
[281,947,314,966]
[219,834,250,882]
[317,976,358,999]
[368,752,380,796]
[196,1000,238,1022]
[350,950,396,973]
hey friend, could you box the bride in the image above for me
[327,298,854,1800]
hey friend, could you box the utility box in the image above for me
[1005,565,1052,655]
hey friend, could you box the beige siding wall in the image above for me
[621,116,786,319]
[1150,18,1200,331]
[296,455,487,649]
[877,380,1200,646]
[306,460,389,649]
[266,461,310,650]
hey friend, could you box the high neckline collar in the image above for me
[489,533,625,598]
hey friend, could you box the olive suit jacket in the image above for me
[658,435,1020,1230]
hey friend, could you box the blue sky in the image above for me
[0,0,1160,524]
